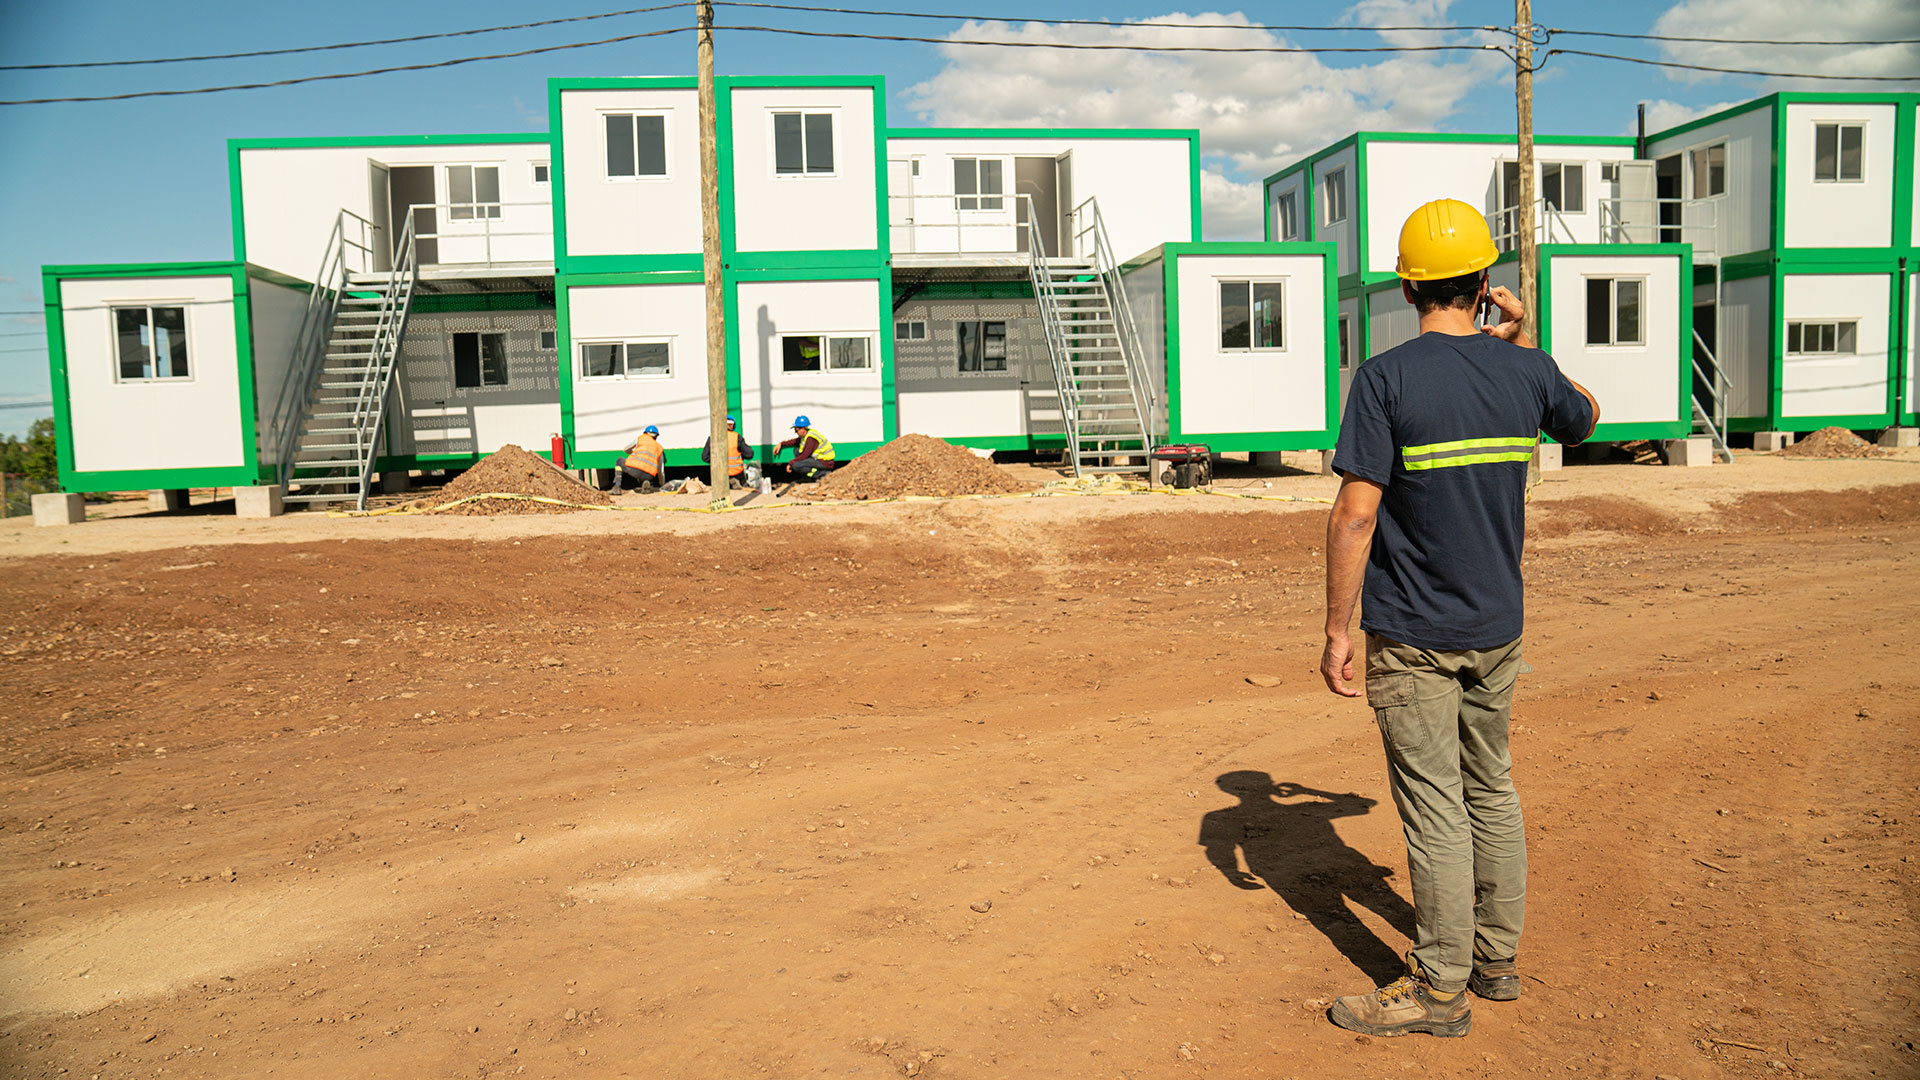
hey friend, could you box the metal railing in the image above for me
[1024,213,1082,467]
[400,199,553,269]
[1067,196,1159,443]
[1597,197,1720,259]
[345,210,419,508]
[270,209,366,485]
[1488,199,1578,251]
[887,191,1039,256]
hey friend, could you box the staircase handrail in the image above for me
[1023,195,1084,469]
[344,209,419,508]
[1070,196,1159,444]
[270,210,352,487]
[398,199,554,269]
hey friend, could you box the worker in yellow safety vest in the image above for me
[773,415,838,482]
[613,424,666,494]
[700,413,754,488]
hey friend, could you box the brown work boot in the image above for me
[1469,953,1521,1001]
[1327,974,1472,1037]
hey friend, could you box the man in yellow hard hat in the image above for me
[1318,198,1600,1038]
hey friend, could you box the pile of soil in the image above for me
[802,434,1035,501]
[412,444,612,515]
[1778,426,1881,459]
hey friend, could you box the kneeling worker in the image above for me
[774,415,836,482]
[613,424,665,493]
[700,413,754,488]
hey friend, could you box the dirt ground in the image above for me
[1,455,1917,1079]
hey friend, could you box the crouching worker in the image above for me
[700,413,754,489]
[613,425,666,494]
[774,415,836,482]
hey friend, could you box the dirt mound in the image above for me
[802,434,1035,501]
[1531,495,1687,538]
[1777,426,1881,459]
[413,444,611,515]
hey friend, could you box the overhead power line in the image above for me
[0,24,695,106]
[1548,47,1920,82]
[1552,27,1920,46]
[723,24,1496,55]
[0,400,53,409]
[714,2,1493,34]
[0,3,689,71]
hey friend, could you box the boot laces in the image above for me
[1374,976,1421,1005]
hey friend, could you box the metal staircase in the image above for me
[1027,197,1157,477]
[279,212,418,510]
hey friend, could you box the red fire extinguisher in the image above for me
[550,433,567,468]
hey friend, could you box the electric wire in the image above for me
[1551,27,1920,46]
[1547,47,1920,82]
[713,2,1493,35]
[0,3,691,71]
[720,24,1497,55]
[0,24,696,105]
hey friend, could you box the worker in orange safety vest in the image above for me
[613,424,666,494]
[700,413,755,488]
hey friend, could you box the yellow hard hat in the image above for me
[1395,198,1499,281]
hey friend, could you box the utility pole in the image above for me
[697,0,730,506]
[1514,0,1537,344]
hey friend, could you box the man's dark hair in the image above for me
[1406,270,1485,316]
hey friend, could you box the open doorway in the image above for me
[1655,155,1682,245]
[388,166,439,265]
[1015,157,1061,257]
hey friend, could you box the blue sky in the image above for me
[1,0,1909,436]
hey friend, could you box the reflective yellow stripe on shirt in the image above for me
[1401,435,1537,471]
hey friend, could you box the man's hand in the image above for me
[1321,632,1362,697]
[1480,285,1533,348]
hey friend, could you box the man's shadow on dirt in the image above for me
[1198,770,1414,985]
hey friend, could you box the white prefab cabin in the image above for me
[41,73,1344,506]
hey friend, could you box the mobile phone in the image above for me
[1478,293,1492,327]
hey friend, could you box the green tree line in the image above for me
[1,417,58,487]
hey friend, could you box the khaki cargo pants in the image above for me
[1365,633,1527,993]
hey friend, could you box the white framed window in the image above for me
[112,304,191,381]
[1584,277,1645,347]
[1690,143,1726,198]
[781,333,871,372]
[773,111,835,176]
[1600,161,1619,185]
[1542,162,1585,214]
[452,332,509,387]
[532,161,550,184]
[954,157,1005,211]
[1338,313,1352,371]
[1219,280,1285,351]
[956,321,1008,373]
[1322,168,1347,225]
[1813,123,1864,183]
[1276,190,1299,241]
[605,113,668,179]
[579,339,672,379]
[445,165,501,220]
[894,319,927,341]
[1786,320,1858,356]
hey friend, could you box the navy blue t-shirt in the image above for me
[1333,331,1594,651]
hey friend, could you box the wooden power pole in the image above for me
[1514,0,1538,344]
[697,0,730,505]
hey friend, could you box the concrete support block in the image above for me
[1753,430,1795,452]
[147,489,188,512]
[379,470,411,494]
[1534,443,1563,472]
[1877,427,1919,448]
[1249,451,1287,470]
[1664,437,1715,467]
[235,485,284,519]
[1319,449,1338,477]
[32,492,85,527]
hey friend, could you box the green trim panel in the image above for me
[57,466,265,495]
[410,291,555,313]
[560,254,703,275]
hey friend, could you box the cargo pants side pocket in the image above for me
[1366,671,1423,755]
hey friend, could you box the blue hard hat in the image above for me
[726,414,737,425]
[643,425,659,436]
[793,415,811,429]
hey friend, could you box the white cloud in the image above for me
[1650,0,1920,89]
[903,7,1507,239]
[0,274,16,285]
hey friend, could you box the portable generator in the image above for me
[1151,443,1212,489]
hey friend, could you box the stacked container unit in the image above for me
[1646,93,1917,437]
[550,75,891,472]
[1262,131,1695,443]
